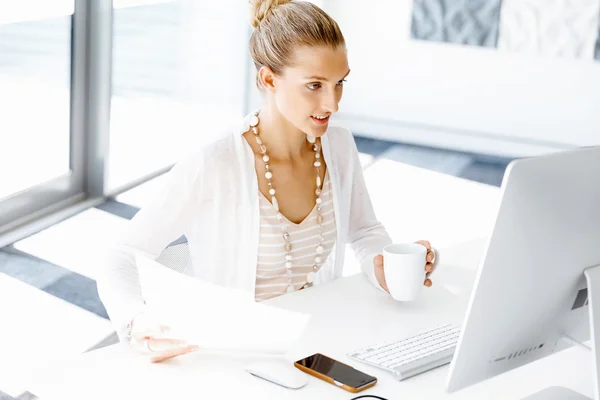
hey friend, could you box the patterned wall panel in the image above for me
[497,0,600,59]
[410,0,502,47]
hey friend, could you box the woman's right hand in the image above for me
[129,312,199,363]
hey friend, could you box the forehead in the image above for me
[285,45,349,78]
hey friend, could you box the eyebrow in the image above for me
[305,69,351,81]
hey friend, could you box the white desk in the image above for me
[28,238,594,399]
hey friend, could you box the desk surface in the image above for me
[28,238,593,399]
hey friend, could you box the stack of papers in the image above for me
[135,254,311,354]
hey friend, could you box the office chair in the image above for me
[155,242,191,274]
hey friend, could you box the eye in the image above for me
[307,83,321,90]
[337,79,347,86]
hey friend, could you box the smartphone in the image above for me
[294,353,377,393]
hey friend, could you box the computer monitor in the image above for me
[445,146,600,400]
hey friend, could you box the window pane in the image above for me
[0,5,73,200]
[108,0,247,192]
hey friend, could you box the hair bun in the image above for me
[249,0,292,28]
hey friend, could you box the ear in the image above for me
[258,66,277,93]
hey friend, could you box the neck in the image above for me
[256,105,310,161]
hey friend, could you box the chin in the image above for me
[305,123,329,138]
[309,130,327,138]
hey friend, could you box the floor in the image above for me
[0,136,512,400]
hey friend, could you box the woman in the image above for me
[97,0,437,363]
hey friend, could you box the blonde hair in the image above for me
[248,0,346,89]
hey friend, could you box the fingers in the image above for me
[373,254,389,293]
[136,336,200,363]
[149,345,200,363]
[373,254,383,267]
[426,250,435,263]
[424,262,434,273]
[415,241,436,288]
[128,316,200,363]
[144,337,190,352]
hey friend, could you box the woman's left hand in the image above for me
[373,240,437,293]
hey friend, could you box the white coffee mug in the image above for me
[383,243,427,301]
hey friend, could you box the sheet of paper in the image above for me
[135,254,311,354]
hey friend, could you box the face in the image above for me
[261,45,350,137]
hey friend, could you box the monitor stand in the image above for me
[521,265,600,400]
[522,386,591,399]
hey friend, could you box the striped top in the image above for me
[254,172,337,301]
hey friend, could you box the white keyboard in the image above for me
[347,324,460,381]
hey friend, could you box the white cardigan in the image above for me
[97,112,392,335]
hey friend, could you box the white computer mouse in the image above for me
[245,359,308,389]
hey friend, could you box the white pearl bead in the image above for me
[286,254,293,261]
[316,176,321,187]
[263,155,269,162]
[316,245,324,254]
[265,171,272,179]
[314,161,321,167]
[315,256,322,264]
[252,127,259,134]
[269,188,276,195]
[316,198,322,205]
[315,153,321,158]
[286,261,292,269]
[250,115,259,127]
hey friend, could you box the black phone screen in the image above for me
[296,353,376,388]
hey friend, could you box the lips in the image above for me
[311,115,330,125]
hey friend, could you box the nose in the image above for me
[321,87,340,114]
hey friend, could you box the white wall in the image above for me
[320,0,600,157]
